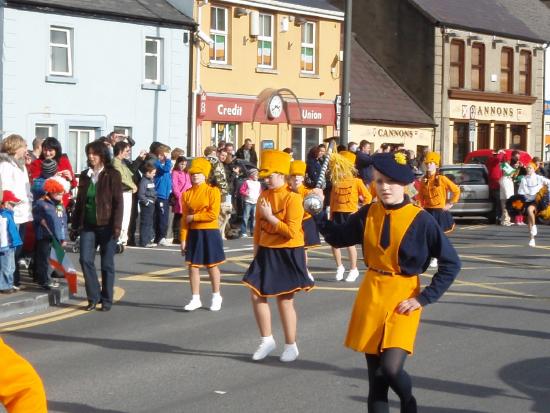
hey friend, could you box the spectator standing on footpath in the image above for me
[112,141,137,246]
[356,140,374,186]
[27,137,44,163]
[204,146,231,239]
[236,138,258,167]
[0,135,33,291]
[72,140,123,312]
[126,148,148,246]
[152,144,172,246]
[30,159,69,202]
[486,151,504,223]
[0,191,23,294]
[171,156,191,245]
[499,151,517,226]
[239,168,261,238]
[138,164,157,247]
[32,179,67,290]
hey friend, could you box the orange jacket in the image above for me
[180,182,221,241]
[418,174,460,209]
[330,177,372,216]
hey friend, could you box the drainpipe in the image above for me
[439,27,447,161]
[190,1,207,157]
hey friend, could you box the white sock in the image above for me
[262,335,274,343]
[191,294,200,301]
[212,292,221,298]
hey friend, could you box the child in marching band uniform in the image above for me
[417,152,460,267]
[243,150,313,362]
[329,151,372,282]
[180,158,225,312]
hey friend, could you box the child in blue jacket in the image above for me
[0,191,23,293]
[32,178,67,289]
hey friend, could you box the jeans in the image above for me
[139,201,155,246]
[241,203,256,236]
[154,198,169,242]
[13,222,28,287]
[0,249,15,290]
[34,239,52,286]
[79,226,116,305]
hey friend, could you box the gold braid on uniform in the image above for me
[328,152,357,186]
[422,171,441,186]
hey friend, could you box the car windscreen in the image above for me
[442,169,488,185]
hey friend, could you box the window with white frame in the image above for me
[144,37,163,84]
[257,14,274,68]
[291,127,323,161]
[50,26,73,76]
[35,124,56,139]
[67,128,95,173]
[300,22,316,73]
[210,6,228,63]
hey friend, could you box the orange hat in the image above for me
[527,162,537,170]
[289,160,307,176]
[188,157,212,176]
[424,152,441,166]
[339,150,356,164]
[259,150,291,179]
[43,178,65,194]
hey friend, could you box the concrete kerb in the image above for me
[0,285,70,321]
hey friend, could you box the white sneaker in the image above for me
[529,238,536,247]
[307,271,315,282]
[158,238,168,246]
[335,265,345,281]
[184,297,202,311]
[210,294,223,311]
[530,225,538,237]
[429,258,438,268]
[345,268,360,282]
[280,343,299,362]
[252,336,276,361]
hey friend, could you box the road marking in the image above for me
[0,287,125,332]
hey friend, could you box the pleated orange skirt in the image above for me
[345,269,422,355]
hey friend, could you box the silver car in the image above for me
[439,164,496,223]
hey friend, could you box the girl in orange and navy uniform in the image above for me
[243,150,313,363]
[180,158,225,312]
[317,152,461,413]
[329,151,372,282]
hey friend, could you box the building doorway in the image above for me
[477,123,490,149]
[453,122,469,163]
[510,125,527,151]
[211,122,238,147]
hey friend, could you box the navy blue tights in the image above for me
[365,349,417,413]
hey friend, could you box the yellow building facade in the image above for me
[190,0,343,159]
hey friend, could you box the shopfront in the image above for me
[195,92,336,157]
[448,99,534,163]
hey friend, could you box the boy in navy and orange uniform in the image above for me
[417,152,460,267]
[329,150,372,282]
[288,160,320,280]
[315,152,461,413]
[243,150,313,362]
[180,158,225,312]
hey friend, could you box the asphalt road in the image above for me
[2,220,550,413]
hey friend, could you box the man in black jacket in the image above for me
[235,138,258,167]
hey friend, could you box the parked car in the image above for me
[439,164,496,223]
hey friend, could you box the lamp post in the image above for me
[340,0,352,146]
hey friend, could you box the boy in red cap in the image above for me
[0,191,23,293]
[32,178,67,289]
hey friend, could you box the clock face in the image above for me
[268,95,283,119]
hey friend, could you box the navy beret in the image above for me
[371,153,415,184]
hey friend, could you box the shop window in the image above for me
[500,47,513,93]
[494,124,506,150]
[471,43,485,91]
[477,124,490,149]
[449,40,464,89]
[67,128,95,173]
[291,127,323,161]
[452,122,469,163]
[519,51,531,96]
[210,6,228,64]
[257,14,274,68]
[300,22,316,74]
[211,123,237,147]
[510,125,526,151]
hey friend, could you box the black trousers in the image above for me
[139,202,155,246]
[127,193,139,245]
[34,238,52,286]
[172,213,182,242]
[13,222,28,287]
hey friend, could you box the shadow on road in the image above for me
[48,401,126,413]
[348,396,490,412]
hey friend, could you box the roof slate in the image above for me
[350,37,434,126]
[6,0,195,26]
[409,0,550,42]
[273,0,342,13]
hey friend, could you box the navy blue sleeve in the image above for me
[318,205,370,248]
[137,180,148,203]
[418,212,461,306]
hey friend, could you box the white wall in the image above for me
[1,7,191,158]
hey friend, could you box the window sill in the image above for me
[141,83,168,91]
[208,62,233,70]
[45,75,77,84]
[299,72,320,79]
[256,67,278,75]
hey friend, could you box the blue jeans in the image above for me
[154,198,169,242]
[139,201,155,246]
[79,226,116,305]
[0,249,15,290]
[241,203,256,236]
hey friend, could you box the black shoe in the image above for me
[172,239,181,245]
[85,302,97,311]
[100,303,112,312]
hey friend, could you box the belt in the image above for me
[368,267,405,276]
